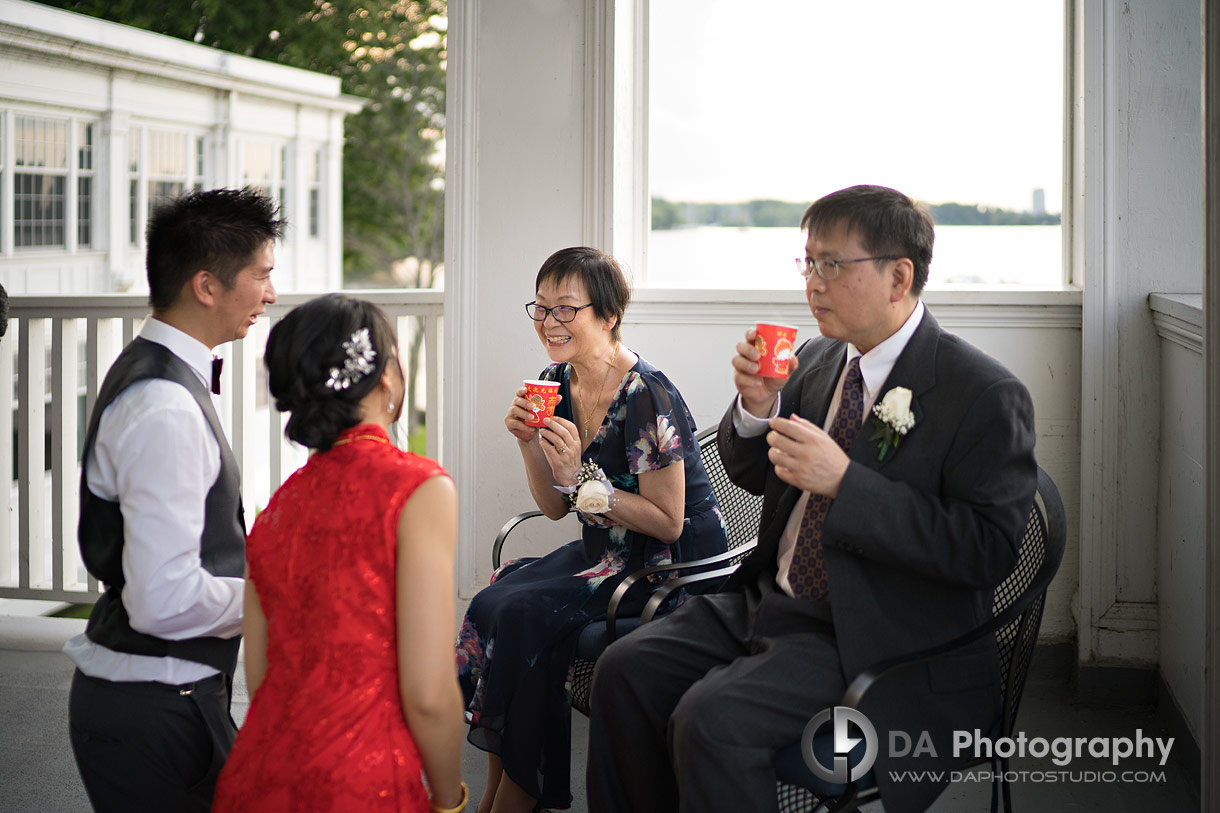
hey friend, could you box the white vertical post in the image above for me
[84,316,122,593]
[0,325,14,584]
[52,317,80,592]
[230,326,261,527]
[0,110,13,257]
[18,319,47,589]
[445,0,482,598]
[265,312,284,493]
[425,310,443,464]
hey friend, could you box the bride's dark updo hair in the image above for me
[264,294,399,452]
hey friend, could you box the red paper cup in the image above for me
[754,322,798,378]
[522,379,561,427]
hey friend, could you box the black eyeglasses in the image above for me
[525,302,595,323]
[794,256,899,281]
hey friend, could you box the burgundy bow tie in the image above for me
[211,357,223,395]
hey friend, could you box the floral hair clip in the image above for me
[325,327,377,391]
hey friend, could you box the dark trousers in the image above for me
[68,669,236,813]
[586,579,845,813]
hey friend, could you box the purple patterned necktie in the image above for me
[788,356,864,600]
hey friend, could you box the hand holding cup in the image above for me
[732,324,798,417]
[505,380,562,442]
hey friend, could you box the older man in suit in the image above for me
[587,185,1037,813]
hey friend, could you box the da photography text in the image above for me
[802,706,1175,784]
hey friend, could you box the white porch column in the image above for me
[100,104,131,291]
[1077,0,1203,674]
[446,0,600,597]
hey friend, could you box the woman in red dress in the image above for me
[214,295,467,813]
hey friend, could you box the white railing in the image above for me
[2,290,444,602]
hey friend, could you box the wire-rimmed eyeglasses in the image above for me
[794,255,899,281]
[525,302,595,323]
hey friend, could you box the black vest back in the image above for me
[79,337,246,676]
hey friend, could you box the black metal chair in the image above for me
[772,465,1068,813]
[491,425,762,715]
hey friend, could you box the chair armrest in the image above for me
[639,564,741,624]
[604,540,758,642]
[840,555,1059,711]
[492,511,546,570]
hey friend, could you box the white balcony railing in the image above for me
[2,290,444,602]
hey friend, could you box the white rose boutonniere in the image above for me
[555,461,617,515]
[869,386,915,462]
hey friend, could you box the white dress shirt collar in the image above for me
[140,317,214,389]
[845,299,926,398]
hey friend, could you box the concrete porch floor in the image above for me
[0,607,1201,812]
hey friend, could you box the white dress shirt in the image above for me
[734,300,926,597]
[63,318,244,683]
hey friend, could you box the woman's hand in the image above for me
[538,415,581,485]
[505,386,561,443]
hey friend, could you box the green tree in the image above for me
[650,197,684,230]
[746,199,805,228]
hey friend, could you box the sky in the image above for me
[649,0,1065,213]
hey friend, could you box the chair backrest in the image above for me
[695,426,764,563]
[991,465,1067,737]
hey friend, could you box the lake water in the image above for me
[646,225,1064,289]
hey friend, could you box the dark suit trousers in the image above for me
[587,576,846,813]
[68,669,236,813]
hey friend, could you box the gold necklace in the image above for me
[331,434,389,447]
[577,343,620,439]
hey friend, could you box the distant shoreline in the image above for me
[651,197,1061,230]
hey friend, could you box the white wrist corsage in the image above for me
[869,386,916,462]
[554,461,616,514]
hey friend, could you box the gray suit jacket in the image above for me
[717,308,1037,813]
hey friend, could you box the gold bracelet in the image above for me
[430,781,469,813]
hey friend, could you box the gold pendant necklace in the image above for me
[577,343,620,440]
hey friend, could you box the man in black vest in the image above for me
[65,187,284,812]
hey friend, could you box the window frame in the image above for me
[0,110,100,256]
[126,123,208,250]
[636,0,1073,291]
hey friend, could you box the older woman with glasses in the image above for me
[456,246,728,813]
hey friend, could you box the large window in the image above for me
[308,148,322,238]
[146,129,188,214]
[128,126,206,247]
[241,141,288,209]
[647,1,1065,289]
[77,122,94,247]
[2,113,96,252]
[14,116,67,249]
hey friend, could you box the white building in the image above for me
[0,0,362,295]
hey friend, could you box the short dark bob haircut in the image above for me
[534,246,631,342]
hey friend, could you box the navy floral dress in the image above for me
[456,354,727,809]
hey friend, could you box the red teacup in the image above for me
[754,322,798,378]
[522,379,561,427]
